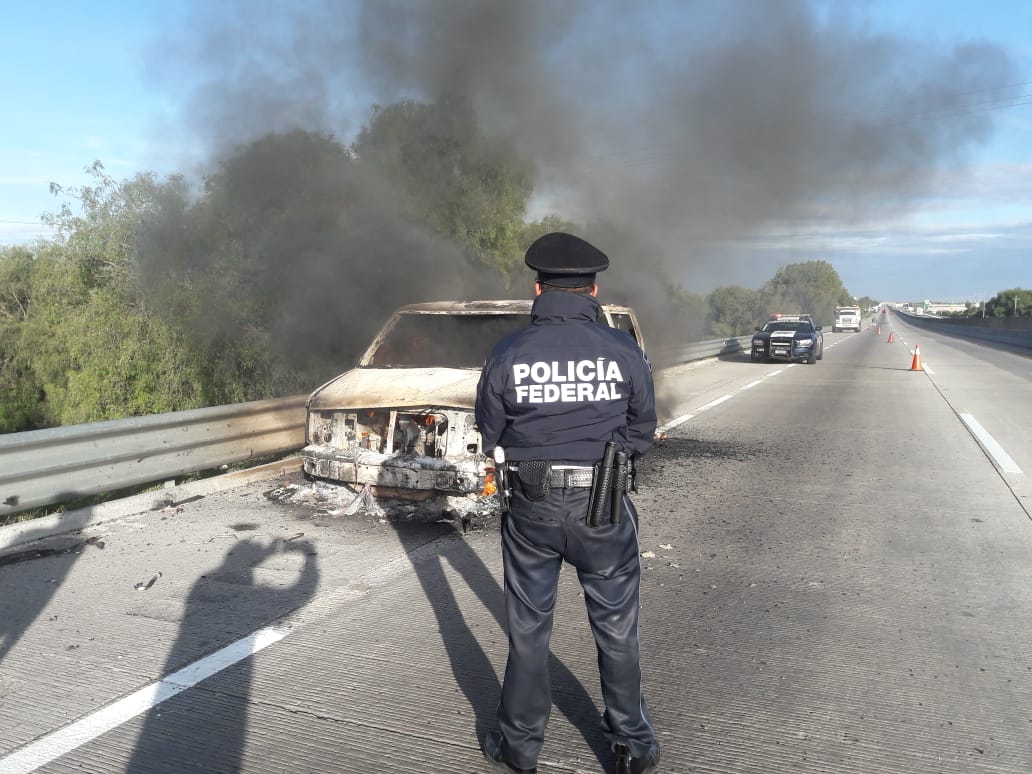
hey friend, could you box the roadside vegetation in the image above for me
[958,290,1032,318]
[1,97,1019,435]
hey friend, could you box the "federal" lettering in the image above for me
[514,382,622,403]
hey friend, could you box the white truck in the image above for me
[833,306,862,333]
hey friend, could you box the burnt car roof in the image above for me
[307,299,643,412]
[392,299,635,314]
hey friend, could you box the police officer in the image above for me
[476,232,661,774]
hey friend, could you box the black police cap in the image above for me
[525,232,609,287]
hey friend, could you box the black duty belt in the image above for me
[511,464,594,489]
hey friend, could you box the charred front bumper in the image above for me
[302,406,488,497]
[301,445,487,496]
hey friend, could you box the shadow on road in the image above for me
[390,513,615,771]
[125,536,318,773]
[0,522,103,668]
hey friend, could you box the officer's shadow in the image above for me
[389,511,614,771]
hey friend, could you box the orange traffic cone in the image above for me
[910,344,922,371]
[887,330,895,343]
[877,326,882,335]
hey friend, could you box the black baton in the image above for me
[611,451,629,525]
[587,441,617,527]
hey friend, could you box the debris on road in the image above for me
[134,572,162,591]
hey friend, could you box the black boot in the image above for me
[482,730,537,773]
[615,740,661,774]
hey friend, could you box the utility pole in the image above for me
[1015,296,1019,317]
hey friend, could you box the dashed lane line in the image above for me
[656,365,789,434]
[694,394,733,413]
[959,413,1024,476]
[656,413,695,433]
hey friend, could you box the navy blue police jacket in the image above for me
[475,291,657,462]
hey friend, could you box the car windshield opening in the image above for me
[368,313,531,368]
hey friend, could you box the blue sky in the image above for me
[1,0,1030,304]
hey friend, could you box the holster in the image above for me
[492,447,511,512]
[516,459,552,501]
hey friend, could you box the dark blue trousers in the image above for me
[497,485,655,769]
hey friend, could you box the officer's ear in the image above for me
[590,283,598,297]
[534,282,543,297]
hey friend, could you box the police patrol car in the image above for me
[750,314,824,364]
[301,300,645,517]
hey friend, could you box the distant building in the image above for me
[921,301,968,315]
[897,301,968,315]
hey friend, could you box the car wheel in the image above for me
[807,349,817,364]
[751,349,762,362]
[817,344,823,360]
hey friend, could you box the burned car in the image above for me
[301,300,645,517]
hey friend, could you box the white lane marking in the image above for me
[658,363,787,434]
[959,413,1024,475]
[0,627,287,774]
[923,363,935,375]
[694,394,733,412]
[656,413,695,433]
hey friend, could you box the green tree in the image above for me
[758,260,850,326]
[137,129,358,403]
[133,105,543,400]
[854,295,878,313]
[0,246,46,432]
[707,285,761,337]
[16,164,205,426]
[354,97,534,282]
[985,288,1032,317]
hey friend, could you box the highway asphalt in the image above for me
[2,320,1030,773]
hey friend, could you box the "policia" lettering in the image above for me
[512,359,624,403]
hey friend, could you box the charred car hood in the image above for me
[307,367,481,411]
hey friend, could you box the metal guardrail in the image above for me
[893,310,1032,351]
[0,396,308,519]
[0,336,750,519]
[652,335,752,365]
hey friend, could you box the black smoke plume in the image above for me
[145,0,1016,369]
